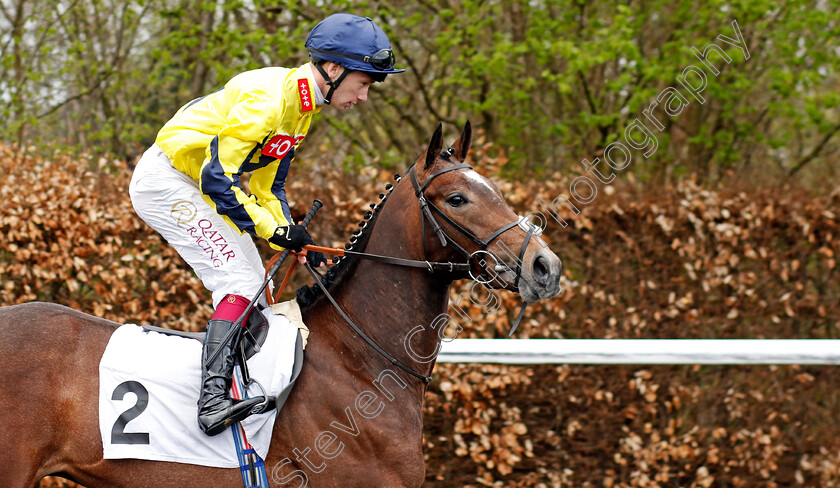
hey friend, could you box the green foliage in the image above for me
[0,0,838,181]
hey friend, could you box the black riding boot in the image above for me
[197,319,266,436]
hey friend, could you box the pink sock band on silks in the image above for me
[211,294,251,323]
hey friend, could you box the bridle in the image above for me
[408,157,539,290]
[303,156,540,383]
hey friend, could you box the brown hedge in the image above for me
[3,143,839,488]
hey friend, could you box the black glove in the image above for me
[269,225,314,252]
[305,250,328,268]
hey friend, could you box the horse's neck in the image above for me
[318,257,448,380]
[301,203,451,393]
[275,258,442,482]
[340,200,453,371]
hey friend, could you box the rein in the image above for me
[301,262,433,384]
[265,245,471,306]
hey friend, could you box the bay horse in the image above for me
[0,122,562,488]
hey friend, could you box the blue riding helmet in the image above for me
[306,13,405,75]
[306,13,404,104]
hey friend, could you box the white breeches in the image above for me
[129,144,268,309]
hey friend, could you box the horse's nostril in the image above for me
[533,256,550,286]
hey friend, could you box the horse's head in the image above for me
[403,121,563,303]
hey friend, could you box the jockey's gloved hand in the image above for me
[269,224,314,252]
[305,249,328,268]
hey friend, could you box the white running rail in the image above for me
[436,339,840,365]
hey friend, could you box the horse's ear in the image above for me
[453,120,472,161]
[424,123,444,171]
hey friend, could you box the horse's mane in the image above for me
[294,169,404,309]
[295,149,464,309]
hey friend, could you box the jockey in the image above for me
[128,13,404,436]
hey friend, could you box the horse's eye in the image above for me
[447,195,467,207]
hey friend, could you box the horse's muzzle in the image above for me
[518,245,563,303]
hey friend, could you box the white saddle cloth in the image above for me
[98,306,300,467]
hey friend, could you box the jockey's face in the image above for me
[318,62,374,111]
[329,69,374,111]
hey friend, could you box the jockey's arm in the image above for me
[198,128,285,243]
